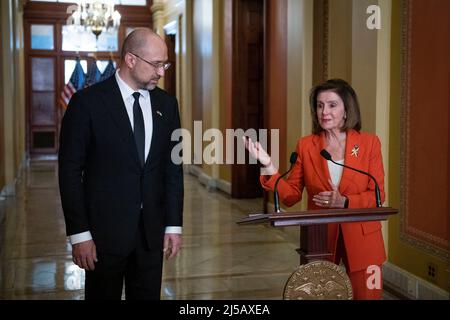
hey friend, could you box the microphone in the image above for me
[273,152,298,213]
[320,149,382,207]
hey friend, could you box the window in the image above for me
[30,0,147,5]
[96,60,117,73]
[62,26,118,52]
[116,0,147,5]
[29,0,76,2]
[64,59,88,83]
[63,60,116,84]
[31,25,54,50]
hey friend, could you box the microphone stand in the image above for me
[320,149,382,207]
[273,152,298,213]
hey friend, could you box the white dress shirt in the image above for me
[69,70,181,245]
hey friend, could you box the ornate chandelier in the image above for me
[69,0,121,39]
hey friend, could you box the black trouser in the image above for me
[85,219,164,300]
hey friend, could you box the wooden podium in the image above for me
[237,207,398,264]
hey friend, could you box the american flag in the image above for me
[100,60,116,81]
[85,61,101,87]
[60,59,85,109]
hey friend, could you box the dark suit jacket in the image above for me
[58,76,184,255]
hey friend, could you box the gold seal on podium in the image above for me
[283,261,353,300]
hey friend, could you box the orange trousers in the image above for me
[335,228,383,300]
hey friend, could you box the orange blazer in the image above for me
[260,129,386,272]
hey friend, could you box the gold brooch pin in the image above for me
[156,110,163,117]
[351,145,359,157]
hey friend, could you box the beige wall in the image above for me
[14,0,26,175]
[327,0,386,136]
[219,0,231,184]
[193,0,222,180]
[286,0,313,212]
[192,0,212,176]
[328,0,352,81]
[164,0,194,141]
[0,0,4,192]
[1,0,15,192]
[163,0,226,188]
[0,0,26,197]
[351,0,378,134]
[375,0,391,247]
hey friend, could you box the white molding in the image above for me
[0,180,16,197]
[383,262,449,300]
[185,164,231,195]
[215,178,231,195]
[17,154,28,179]
[0,154,27,199]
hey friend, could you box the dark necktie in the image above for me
[132,92,145,167]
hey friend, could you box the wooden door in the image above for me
[164,34,176,97]
[231,0,264,198]
[29,56,58,154]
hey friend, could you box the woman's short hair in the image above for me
[309,79,362,135]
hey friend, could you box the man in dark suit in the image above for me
[58,28,183,300]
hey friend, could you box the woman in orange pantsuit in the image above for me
[244,79,386,300]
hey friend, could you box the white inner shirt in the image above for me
[115,70,153,160]
[327,159,344,187]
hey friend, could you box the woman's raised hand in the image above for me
[242,136,277,175]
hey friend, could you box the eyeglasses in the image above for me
[129,52,171,71]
